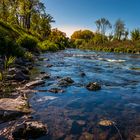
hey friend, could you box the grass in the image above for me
[76,40,140,54]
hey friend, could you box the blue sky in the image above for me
[42,0,140,37]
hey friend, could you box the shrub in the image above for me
[93,33,108,45]
[0,33,24,56]
[0,72,3,81]
[39,40,59,52]
[24,51,34,61]
[131,29,140,41]
[74,39,85,48]
[17,35,39,52]
[4,56,16,69]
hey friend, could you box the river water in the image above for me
[30,49,140,140]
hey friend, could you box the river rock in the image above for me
[48,88,64,93]
[80,72,86,77]
[14,71,30,81]
[47,64,53,67]
[58,77,74,87]
[12,121,48,139]
[0,96,29,121]
[25,80,45,88]
[86,82,101,91]
[7,68,30,81]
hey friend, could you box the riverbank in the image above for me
[75,40,140,54]
[0,55,51,139]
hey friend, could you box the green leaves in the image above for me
[4,56,16,69]
[0,72,3,81]
[131,29,140,41]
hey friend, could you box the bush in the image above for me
[17,35,39,52]
[0,34,24,56]
[24,51,34,61]
[39,40,59,52]
[93,33,108,45]
[74,39,85,48]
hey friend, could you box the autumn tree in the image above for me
[71,30,94,41]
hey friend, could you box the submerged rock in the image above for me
[48,88,64,93]
[58,77,74,87]
[12,121,48,139]
[80,72,86,77]
[98,120,115,127]
[45,64,53,67]
[41,73,51,80]
[86,82,101,91]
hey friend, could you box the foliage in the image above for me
[95,18,112,35]
[17,35,39,52]
[49,28,71,49]
[24,51,34,61]
[114,19,126,40]
[71,30,94,41]
[0,72,3,81]
[131,29,140,41]
[39,40,59,52]
[74,39,85,47]
[0,0,54,39]
[4,56,16,69]
[93,33,108,44]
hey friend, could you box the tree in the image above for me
[0,0,9,22]
[124,29,129,40]
[95,18,112,35]
[71,30,94,41]
[0,0,54,39]
[114,19,125,40]
[131,29,140,41]
[49,28,70,49]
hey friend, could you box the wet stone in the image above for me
[80,72,86,77]
[86,82,101,91]
[12,121,48,139]
[48,88,64,93]
[58,77,74,87]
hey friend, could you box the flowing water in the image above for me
[30,49,140,140]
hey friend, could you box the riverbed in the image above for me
[30,49,140,140]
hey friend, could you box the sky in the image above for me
[42,0,140,37]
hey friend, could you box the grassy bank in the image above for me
[76,40,140,54]
[71,30,140,54]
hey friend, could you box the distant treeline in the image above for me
[71,18,140,53]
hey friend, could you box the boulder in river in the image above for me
[12,121,48,139]
[86,82,101,91]
[58,77,74,87]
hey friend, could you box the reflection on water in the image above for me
[30,49,140,140]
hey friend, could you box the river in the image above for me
[30,49,140,140]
